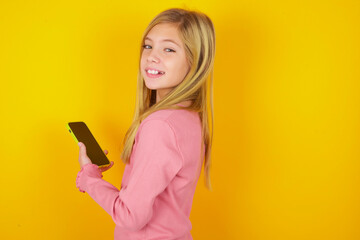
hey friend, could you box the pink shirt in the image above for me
[76,107,205,240]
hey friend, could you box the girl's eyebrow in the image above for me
[145,37,180,48]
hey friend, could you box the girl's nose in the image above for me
[147,50,160,63]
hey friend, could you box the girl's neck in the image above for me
[176,100,192,107]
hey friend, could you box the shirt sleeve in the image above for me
[75,119,183,231]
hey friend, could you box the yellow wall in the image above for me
[1,0,359,239]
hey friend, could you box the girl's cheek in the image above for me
[140,58,147,67]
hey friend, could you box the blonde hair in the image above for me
[120,7,215,191]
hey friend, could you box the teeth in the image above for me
[147,69,163,75]
[147,69,158,74]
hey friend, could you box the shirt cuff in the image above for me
[76,163,103,193]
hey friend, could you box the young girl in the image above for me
[76,7,215,240]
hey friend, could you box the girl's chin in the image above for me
[143,81,159,90]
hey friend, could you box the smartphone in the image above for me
[67,121,110,168]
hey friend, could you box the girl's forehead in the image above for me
[146,23,180,39]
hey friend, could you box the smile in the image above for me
[145,68,165,78]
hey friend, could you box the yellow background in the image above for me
[1,0,359,239]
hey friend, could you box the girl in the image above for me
[76,7,215,240]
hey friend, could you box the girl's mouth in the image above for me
[145,69,165,78]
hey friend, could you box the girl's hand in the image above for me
[78,142,114,171]
[98,159,114,173]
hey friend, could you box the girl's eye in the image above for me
[142,44,175,53]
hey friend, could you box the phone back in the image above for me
[67,122,110,167]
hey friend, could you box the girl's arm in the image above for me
[76,119,183,231]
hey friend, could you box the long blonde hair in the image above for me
[120,8,215,191]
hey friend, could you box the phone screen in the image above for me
[67,122,110,167]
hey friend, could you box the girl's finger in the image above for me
[104,149,108,155]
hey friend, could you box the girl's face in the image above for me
[140,23,190,102]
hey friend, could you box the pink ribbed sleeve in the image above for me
[76,119,183,231]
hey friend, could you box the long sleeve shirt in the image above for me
[76,107,205,240]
